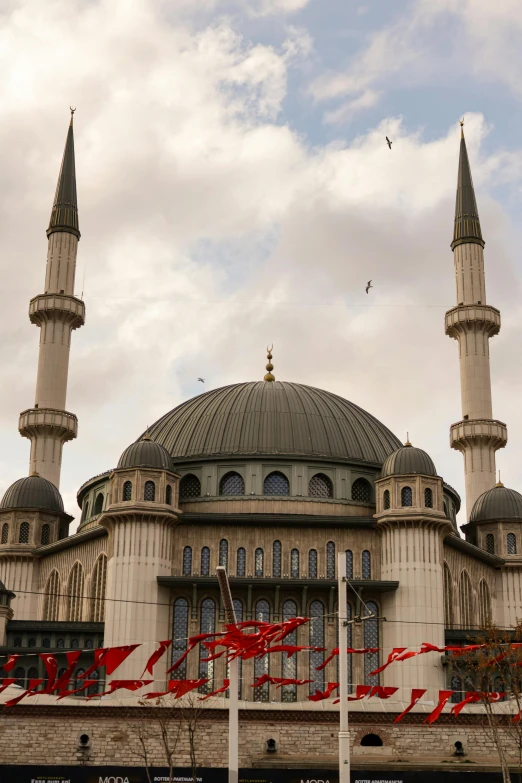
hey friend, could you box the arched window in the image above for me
[14,667,25,688]
[443,562,454,628]
[290,548,299,578]
[81,500,89,522]
[90,554,107,622]
[479,580,491,628]
[144,481,156,501]
[219,539,228,569]
[199,598,216,693]
[309,600,325,694]
[485,533,495,554]
[200,546,210,576]
[87,669,99,696]
[180,474,201,499]
[75,668,86,692]
[236,547,246,577]
[1,523,8,544]
[451,674,463,703]
[19,522,29,544]
[346,550,353,579]
[172,598,189,679]
[165,485,172,505]
[508,533,517,555]
[67,562,84,622]
[308,549,318,578]
[56,638,64,649]
[362,550,371,579]
[309,473,333,498]
[123,481,132,501]
[254,600,270,702]
[264,471,290,495]
[459,570,473,629]
[71,638,79,649]
[43,570,61,622]
[94,493,104,515]
[219,472,244,496]
[42,638,50,648]
[255,548,264,577]
[182,546,192,576]
[28,638,36,648]
[281,599,298,702]
[401,486,412,507]
[327,541,335,579]
[383,490,390,510]
[352,478,371,502]
[273,540,282,578]
[13,638,21,648]
[424,488,433,508]
[85,638,93,649]
[41,524,50,546]
[364,601,380,685]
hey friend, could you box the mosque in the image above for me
[0,114,521,777]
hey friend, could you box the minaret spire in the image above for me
[445,121,507,517]
[18,112,86,488]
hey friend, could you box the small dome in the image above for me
[0,475,64,513]
[470,484,522,522]
[118,438,174,471]
[381,442,437,477]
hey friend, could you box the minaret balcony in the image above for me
[450,419,507,451]
[29,294,85,330]
[445,304,500,339]
[19,408,78,442]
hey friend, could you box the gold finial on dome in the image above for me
[496,470,504,488]
[264,345,275,382]
[460,117,464,138]
[404,432,412,447]
[142,426,152,441]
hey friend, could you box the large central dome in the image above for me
[145,381,401,465]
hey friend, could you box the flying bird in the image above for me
[386,136,392,150]
[197,378,205,383]
[365,280,373,294]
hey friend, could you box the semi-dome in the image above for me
[470,484,522,522]
[144,381,402,465]
[118,437,174,471]
[381,442,437,477]
[0,475,64,513]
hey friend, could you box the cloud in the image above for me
[324,89,381,124]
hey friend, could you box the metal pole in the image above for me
[216,566,239,783]
[337,552,350,783]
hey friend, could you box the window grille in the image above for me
[508,533,517,555]
[309,600,325,694]
[28,666,38,682]
[75,668,86,692]
[219,472,244,496]
[346,550,353,579]
[263,471,289,496]
[383,490,390,510]
[362,550,371,579]
[459,571,473,628]
[199,598,216,693]
[41,524,50,546]
[91,555,107,622]
[87,670,99,696]
[183,546,192,576]
[42,638,50,648]
[219,539,228,569]
[479,580,491,627]
[166,485,172,505]
[201,547,210,576]
[19,522,29,544]
[424,488,433,508]
[1,523,8,544]
[254,600,270,702]
[364,601,380,685]
[172,598,189,679]
[180,474,201,498]
[443,563,453,628]
[450,675,463,703]
[308,549,318,578]
[144,481,156,501]
[352,478,371,502]
[67,563,84,622]
[57,639,64,649]
[94,493,104,515]
[28,638,36,648]
[281,600,298,702]
[236,547,246,577]
[290,548,299,578]
[123,481,132,501]
[485,533,495,554]
[43,570,61,621]
[401,486,413,507]
[71,639,79,649]
[14,667,25,687]
[255,548,264,577]
[309,473,333,498]
[272,540,282,578]
[85,638,93,649]
[327,541,335,579]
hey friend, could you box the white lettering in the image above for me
[99,778,130,783]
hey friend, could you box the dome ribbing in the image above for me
[470,485,522,522]
[0,475,64,513]
[381,444,437,477]
[118,438,174,471]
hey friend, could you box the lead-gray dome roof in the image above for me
[0,475,64,513]
[470,484,522,522]
[144,381,402,465]
[118,438,174,471]
[381,443,437,477]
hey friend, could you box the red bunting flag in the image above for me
[79,644,140,680]
[308,682,339,701]
[316,647,379,672]
[2,655,18,674]
[261,645,321,658]
[252,674,313,689]
[199,679,230,700]
[93,679,154,698]
[347,685,372,702]
[141,640,172,677]
[368,686,398,699]
[368,648,407,676]
[39,653,58,692]
[451,692,482,716]
[0,678,16,693]
[394,689,427,723]
[51,651,82,693]
[5,679,44,708]
[424,690,453,724]
[56,680,99,700]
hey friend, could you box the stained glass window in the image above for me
[219,539,228,569]
[327,541,335,579]
[424,488,433,508]
[1,523,8,544]
[19,522,29,544]
[273,541,282,578]
[362,551,371,579]
[309,473,333,498]
[485,534,495,554]
[282,599,298,702]
[364,601,379,685]
[254,600,270,702]
[172,598,189,679]
[401,486,412,507]
[41,524,50,546]
[183,546,192,576]
[346,550,353,579]
[199,598,216,693]
[144,481,156,501]
[123,481,132,501]
[352,478,371,502]
[291,549,299,578]
[309,600,325,694]
[308,549,318,578]
[220,472,244,496]
[263,472,289,496]
[180,474,201,498]
[201,546,210,576]
[383,490,390,510]
[508,533,517,555]
[255,548,264,577]
[236,547,246,576]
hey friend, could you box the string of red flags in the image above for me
[316,647,380,671]
[393,689,426,723]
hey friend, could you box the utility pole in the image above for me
[337,552,350,783]
[216,566,239,783]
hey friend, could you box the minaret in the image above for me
[18,111,85,488]
[445,121,507,516]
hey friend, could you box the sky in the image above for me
[1,0,522,527]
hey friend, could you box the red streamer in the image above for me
[308,682,339,701]
[141,640,172,677]
[425,690,453,724]
[199,679,230,700]
[394,688,427,723]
